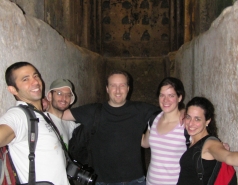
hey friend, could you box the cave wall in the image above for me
[175,2,238,153]
[0,0,106,114]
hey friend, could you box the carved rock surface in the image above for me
[0,0,105,113]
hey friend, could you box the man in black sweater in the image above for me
[63,70,160,185]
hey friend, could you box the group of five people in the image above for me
[0,61,238,185]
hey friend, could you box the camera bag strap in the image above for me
[17,104,39,185]
[88,104,102,167]
[29,107,72,163]
[46,113,70,156]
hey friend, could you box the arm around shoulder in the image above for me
[141,129,150,148]
[205,139,238,166]
[62,109,76,121]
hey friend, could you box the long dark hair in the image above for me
[186,97,218,137]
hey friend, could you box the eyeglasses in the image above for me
[52,90,73,99]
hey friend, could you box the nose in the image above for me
[116,86,120,93]
[163,96,169,102]
[32,77,40,85]
[185,117,192,126]
[60,94,66,100]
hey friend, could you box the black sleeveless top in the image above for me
[177,136,217,185]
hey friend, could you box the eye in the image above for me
[120,84,127,88]
[110,84,116,88]
[56,91,62,96]
[65,93,72,98]
[34,74,40,78]
[185,115,191,120]
[22,77,28,81]
[195,117,201,121]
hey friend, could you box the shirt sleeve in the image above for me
[70,103,99,124]
[0,107,28,144]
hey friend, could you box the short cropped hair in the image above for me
[106,70,130,86]
[5,61,40,89]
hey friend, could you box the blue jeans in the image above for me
[96,176,146,185]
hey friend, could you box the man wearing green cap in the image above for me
[46,79,79,148]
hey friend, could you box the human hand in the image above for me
[179,109,185,126]
[42,96,49,111]
[222,142,230,151]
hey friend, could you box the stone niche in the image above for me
[102,0,170,57]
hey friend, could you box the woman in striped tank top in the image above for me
[141,77,186,185]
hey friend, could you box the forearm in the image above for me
[209,142,238,166]
[224,152,238,166]
[141,130,150,148]
[62,109,76,121]
[0,125,15,147]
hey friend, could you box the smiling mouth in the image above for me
[187,127,196,131]
[59,102,68,105]
[162,104,171,108]
[31,85,41,92]
[32,89,40,92]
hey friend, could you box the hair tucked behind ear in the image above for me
[186,97,218,137]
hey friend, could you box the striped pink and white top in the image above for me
[146,112,187,185]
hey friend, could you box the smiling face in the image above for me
[48,87,72,111]
[7,65,43,105]
[184,105,210,137]
[106,74,129,107]
[159,85,182,113]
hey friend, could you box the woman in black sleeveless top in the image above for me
[177,97,238,185]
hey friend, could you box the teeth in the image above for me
[31,87,40,91]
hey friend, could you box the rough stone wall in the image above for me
[102,0,170,57]
[10,0,44,20]
[44,0,85,48]
[0,0,106,114]
[105,57,171,106]
[175,1,238,152]
[15,0,101,54]
[184,0,234,42]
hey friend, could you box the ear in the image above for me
[206,118,211,126]
[106,86,109,93]
[47,92,53,102]
[7,86,18,96]
[178,95,182,102]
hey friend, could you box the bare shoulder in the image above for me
[202,137,224,159]
[203,137,222,149]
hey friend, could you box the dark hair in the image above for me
[156,77,185,110]
[5,61,40,89]
[186,97,218,137]
[106,70,130,86]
